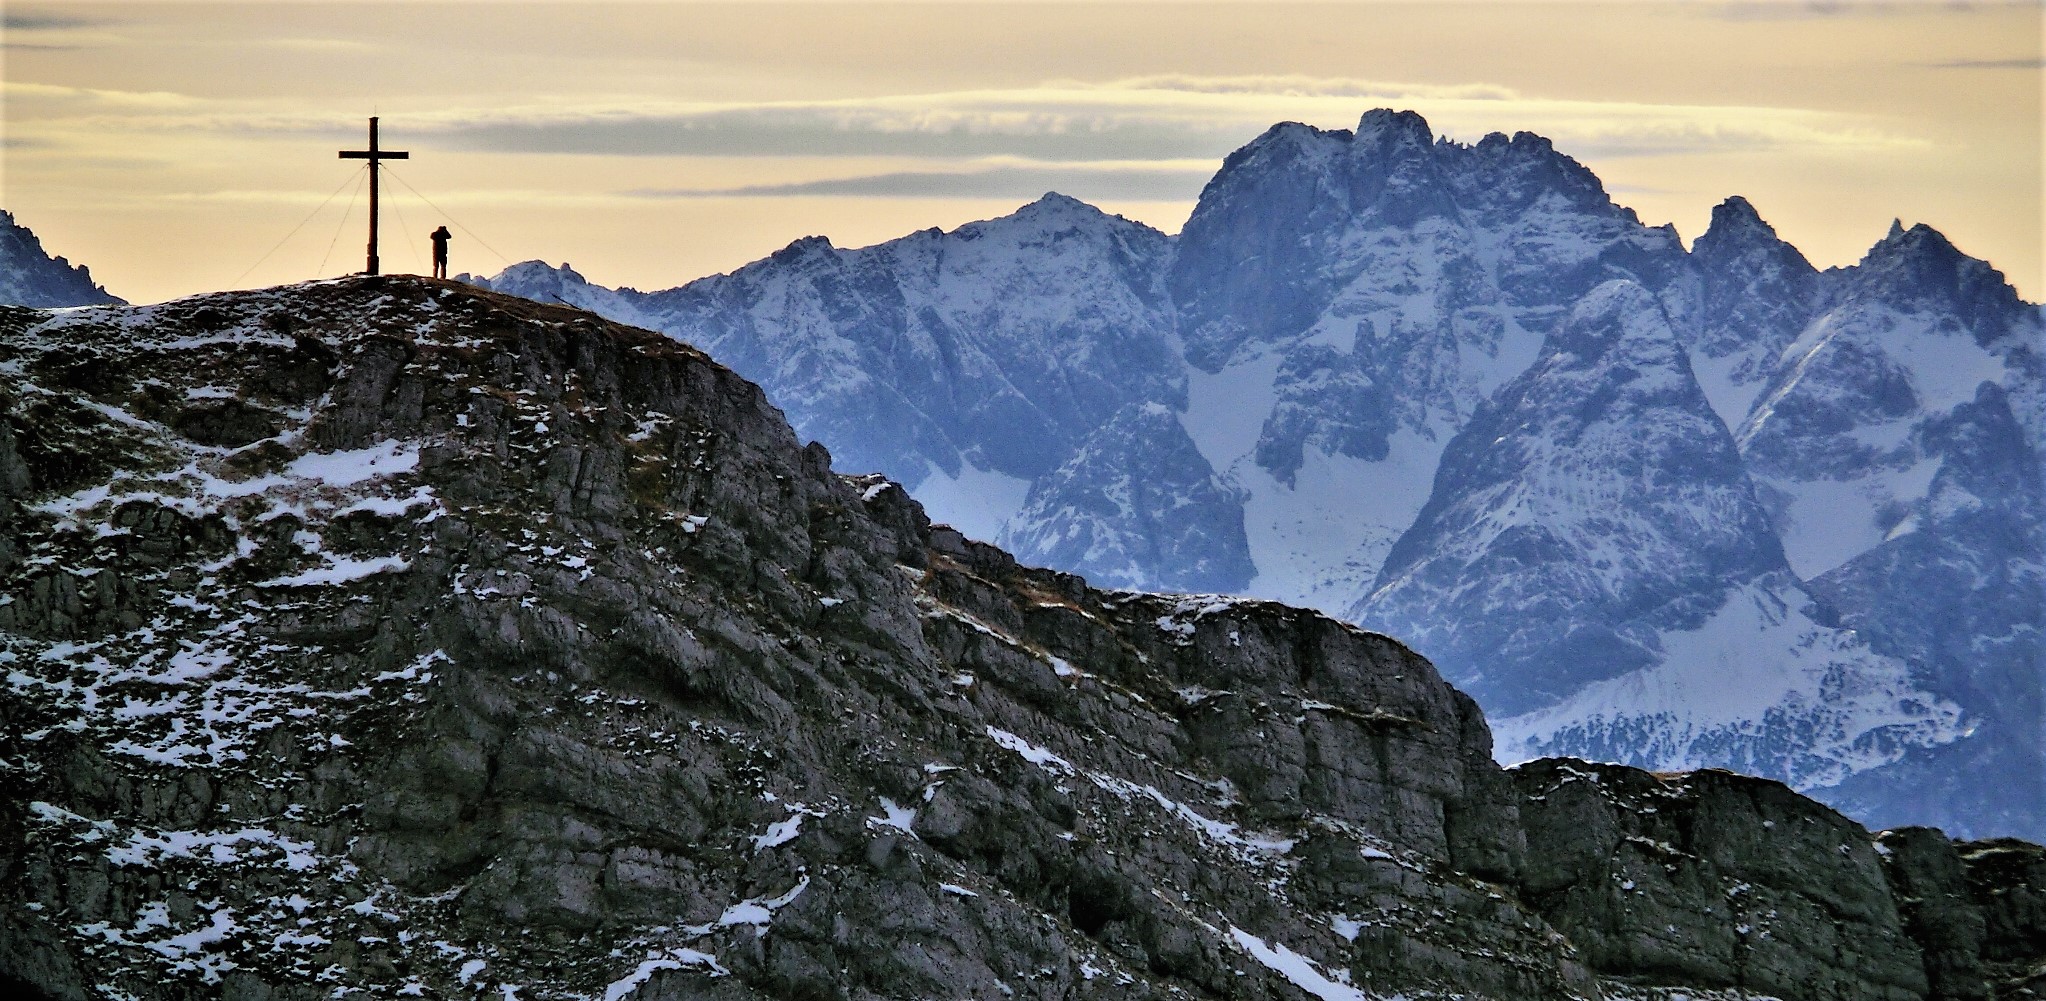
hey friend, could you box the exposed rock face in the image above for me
[1875,828,2046,1001]
[0,210,124,308]
[1954,839,2046,996]
[4,279,2036,1001]
[1517,760,1928,1001]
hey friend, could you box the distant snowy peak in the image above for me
[463,260,666,334]
[1847,221,2035,344]
[1352,106,1435,148]
[1358,279,1787,711]
[691,190,1173,305]
[1169,109,1692,578]
[467,260,593,303]
[1348,109,1624,225]
[1168,106,1696,613]
[1734,218,2042,579]
[1691,196,1819,314]
[1357,279,1964,789]
[1694,195,1785,250]
[1453,128,1624,222]
[1685,195,1824,424]
[1172,109,1670,370]
[1171,122,1353,366]
[975,190,1145,232]
[770,233,836,261]
[0,209,124,308]
[1344,109,1462,227]
[885,191,1171,259]
[1001,402,1253,594]
[879,191,1176,308]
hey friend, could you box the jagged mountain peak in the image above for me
[1683,194,1825,422]
[460,259,616,316]
[1174,109,1668,365]
[1843,218,2034,332]
[1736,206,2039,583]
[0,208,125,308]
[1342,108,1457,222]
[1865,219,1963,267]
[1692,195,1814,275]
[1352,107,1435,148]
[1245,118,1344,148]
[1202,120,1347,193]
[1850,219,2026,298]
[1466,128,1564,159]
[769,233,837,261]
[1697,195,1791,251]
[1712,193,1766,226]
[1443,125,1623,222]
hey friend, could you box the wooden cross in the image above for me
[337,117,409,276]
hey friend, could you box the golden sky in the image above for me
[4,1,2041,305]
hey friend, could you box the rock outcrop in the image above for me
[2,278,2039,1000]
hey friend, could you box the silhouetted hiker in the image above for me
[430,226,451,279]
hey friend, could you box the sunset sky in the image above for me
[4,1,2041,305]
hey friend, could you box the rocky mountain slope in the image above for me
[465,110,2043,843]
[5,278,2042,1000]
[0,211,124,309]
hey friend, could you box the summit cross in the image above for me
[337,117,410,276]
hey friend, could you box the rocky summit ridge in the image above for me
[2,277,2041,1001]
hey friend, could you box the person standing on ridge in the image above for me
[430,225,452,279]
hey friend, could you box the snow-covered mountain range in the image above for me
[477,111,2038,842]
[0,209,124,308]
